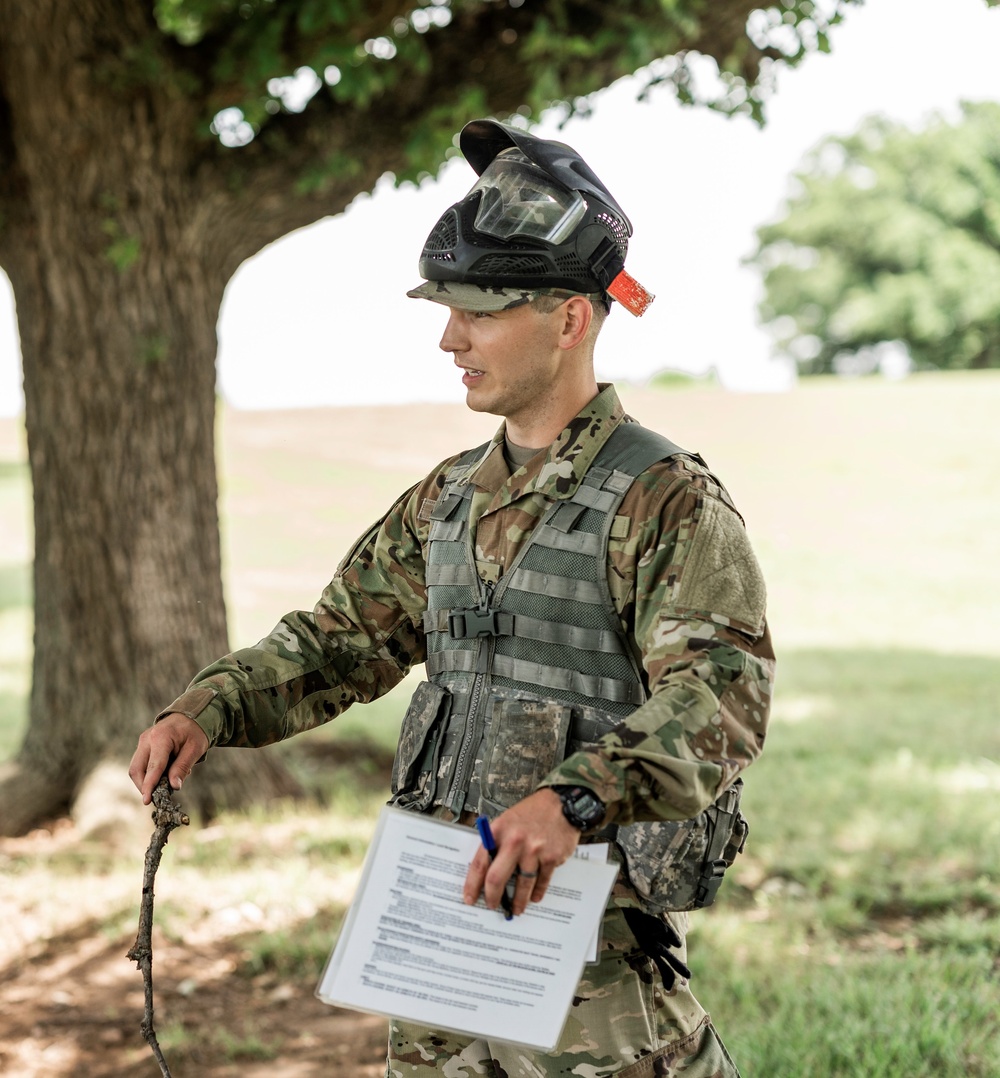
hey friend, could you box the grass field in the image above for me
[1,371,999,1075]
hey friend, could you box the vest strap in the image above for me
[423,607,626,652]
[498,612,627,653]
[503,569,603,604]
[548,500,587,533]
[566,483,618,512]
[605,470,634,495]
[422,608,449,633]
[425,650,478,676]
[427,651,643,705]
[429,477,476,521]
[529,522,602,557]
[491,655,645,705]
[428,518,465,542]
[596,421,695,474]
[426,563,479,587]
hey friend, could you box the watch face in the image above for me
[573,791,604,823]
[559,786,604,828]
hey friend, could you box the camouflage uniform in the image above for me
[161,384,774,1078]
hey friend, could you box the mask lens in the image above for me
[469,150,587,245]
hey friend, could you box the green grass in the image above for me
[697,944,999,1077]
[646,369,713,389]
[238,905,346,980]
[744,648,1000,906]
[159,1020,281,1063]
[688,645,1000,1075]
[2,373,1000,1076]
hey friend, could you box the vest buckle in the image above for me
[694,858,729,907]
[448,607,514,639]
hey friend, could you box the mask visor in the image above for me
[469,149,587,246]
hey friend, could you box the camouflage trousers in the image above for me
[385,907,740,1078]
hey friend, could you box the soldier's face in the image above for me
[438,302,565,432]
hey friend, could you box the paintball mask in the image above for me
[409,119,654,316]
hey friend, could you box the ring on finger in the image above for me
[517,868,540,879]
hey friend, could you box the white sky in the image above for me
[1,0,999,416]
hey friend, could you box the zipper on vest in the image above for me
[446,581,494,815]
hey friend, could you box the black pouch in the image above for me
[478,692,572,815]
[389,681,451,811]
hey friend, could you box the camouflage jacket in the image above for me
[161,385,774,827]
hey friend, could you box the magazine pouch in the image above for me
[389,681,451,812]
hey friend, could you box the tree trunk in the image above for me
[0,3,301,836]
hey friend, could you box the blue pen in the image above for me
[475,815,514,920]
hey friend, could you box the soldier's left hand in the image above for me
[463,789,580,916]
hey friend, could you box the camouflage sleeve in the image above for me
[157,464,453,748]
[541,460,775,824]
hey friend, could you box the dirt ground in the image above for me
[0,912,389,1077]
[0,814,393,1078]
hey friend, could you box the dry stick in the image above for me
[127,776,190,1078]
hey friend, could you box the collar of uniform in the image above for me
[466,384,626,502]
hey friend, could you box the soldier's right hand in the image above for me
[128,713,210,806]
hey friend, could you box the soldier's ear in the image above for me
[556,295,592,351]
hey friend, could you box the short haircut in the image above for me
[529,293,609,335]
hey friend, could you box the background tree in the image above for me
[749,100,1000,375]
[0,0,863,836]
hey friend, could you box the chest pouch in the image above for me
[478,689,573,817]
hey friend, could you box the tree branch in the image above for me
[126,777,190,1078]
[140,0,864,272]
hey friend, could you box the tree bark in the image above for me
[0,2,300,835]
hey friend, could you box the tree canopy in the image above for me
[749,100,1000,375]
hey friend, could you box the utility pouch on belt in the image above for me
[612,778,748,912]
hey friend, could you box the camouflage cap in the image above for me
[406,279,591,312]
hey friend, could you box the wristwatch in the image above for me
[550,785,606,831]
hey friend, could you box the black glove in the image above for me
[622,906,692,990]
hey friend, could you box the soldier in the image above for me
[130,118,774,1077]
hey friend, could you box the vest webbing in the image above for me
[421,421,693,816]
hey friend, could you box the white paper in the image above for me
[572,842,609,962]
[316,806,618,1051]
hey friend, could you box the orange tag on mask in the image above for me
[607,270,655,317]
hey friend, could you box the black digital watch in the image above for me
[550,785,606,831]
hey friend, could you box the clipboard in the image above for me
[316,805,618,1051]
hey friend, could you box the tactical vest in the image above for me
[389,421,748,913]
